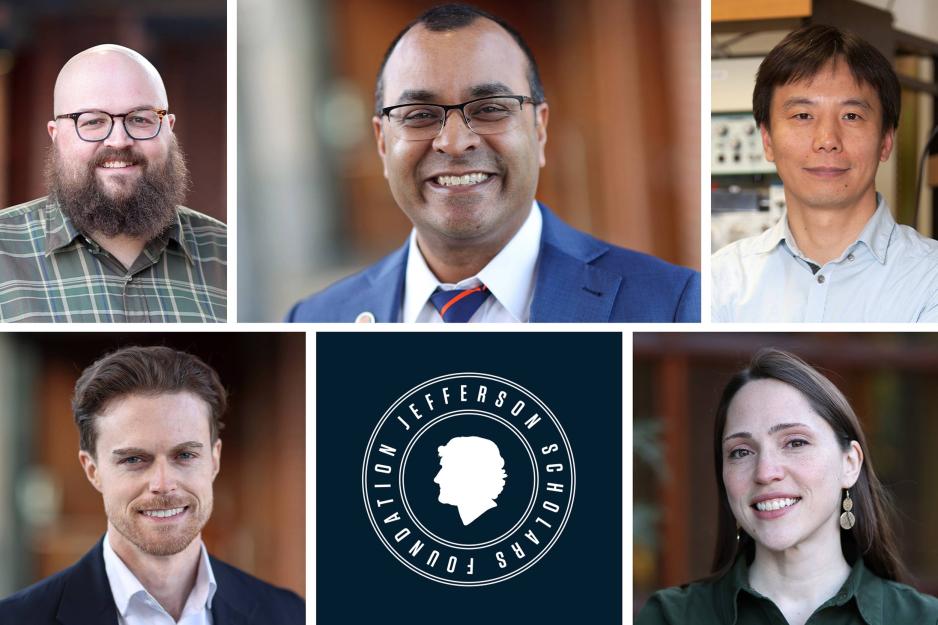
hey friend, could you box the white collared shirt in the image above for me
[103,531,217,625]
[712,194,938,322]
[402,200,542,323]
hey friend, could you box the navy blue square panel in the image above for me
[316,332,622,624]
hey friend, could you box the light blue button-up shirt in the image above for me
[712,195,938,322]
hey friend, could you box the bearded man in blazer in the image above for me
[0,346,304,624]
[286,4,699,323]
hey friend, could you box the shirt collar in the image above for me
[103,531,218,619]
[749,194,894,266]
[41,198,192,264]
[718,551,881,625]
[402,199,542,322]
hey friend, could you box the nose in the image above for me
[432,108,481,155]
[754,448,785,484]
[813,114,842,153]
[148,458,178,494]
[102,117,134,149]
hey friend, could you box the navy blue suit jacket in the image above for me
[286,204,700,322]
[0,538,305,624]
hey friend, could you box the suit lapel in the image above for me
[56,538,118,625]
[351,242,408,322]
[529,204,622,322]
[209,557,253,624]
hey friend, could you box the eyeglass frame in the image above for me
[380,95,541,139]
[54,108,169,142]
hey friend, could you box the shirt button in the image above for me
[847,253,855,261]
[817,275,826,284]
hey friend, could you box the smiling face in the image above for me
[374,19,548,256]
[761,59,893,216]
[721,379,862,554]
[49,47,175,203]
[79,392,221,557]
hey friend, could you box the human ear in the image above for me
[841,440,863,488]
[760,123,775,162]
[373,116,389,179]
[79,450,103,493]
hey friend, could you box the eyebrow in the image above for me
[393,82,517,106]
[781,97,872,111]
[722,422,810,443]
[111,441,204,457]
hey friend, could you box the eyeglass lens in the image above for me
[388,97,524,140]
[74,110,162,141]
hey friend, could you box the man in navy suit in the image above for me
[0,346,304,624]
[286,4,699,323]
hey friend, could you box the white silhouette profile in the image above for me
[434,436,507,526]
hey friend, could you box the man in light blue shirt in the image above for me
[712,24,938,322]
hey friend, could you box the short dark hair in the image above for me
[753,24,900,134]
[374,3,545,114]
[73,345,227,457]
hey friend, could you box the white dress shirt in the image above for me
[402,200,542,322]
[712,194,938,322]
[103,531,217,625]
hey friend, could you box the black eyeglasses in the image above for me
[55,108,168,142]
[381,95,539,141]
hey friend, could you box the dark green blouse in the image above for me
[636,554,938,625]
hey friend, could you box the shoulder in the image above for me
[210,556,304,620]
[890,223,938,259]
[285,245,406,322]
[0,197,51,222]
[540,208,700,320]
[878,577,938,622]
[175,206,227,234]
[0,563,75,622]
[636,581,722,625]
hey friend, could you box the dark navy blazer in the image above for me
[286,203,700,322]
[0,537,305,624]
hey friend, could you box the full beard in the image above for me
[108,493,210,557]
[46,137,191,242]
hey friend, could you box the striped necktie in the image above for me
[430,285,491,322]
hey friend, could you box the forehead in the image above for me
[725,379,827,433]
[772,59,880,109]
[382,19,530,104]
[55,52,167,115]
[95,392,212,450]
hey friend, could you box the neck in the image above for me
[748,524,850,625]
[785,191,878,265]
[415,203,532,284]
[457,498,497,525]
[91,232,148,270]
[108,524,202,621]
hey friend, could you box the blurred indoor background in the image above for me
[633,332,938,615]
[239,0,701,321]
[0,332,305,599]
[711,0,938,251]
[0,0,226,222]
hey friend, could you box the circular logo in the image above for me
[362,373,575,587]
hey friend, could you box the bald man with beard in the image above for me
[0,44,226,323]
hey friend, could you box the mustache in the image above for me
[421,154,505,178]
[90,147,146,168]
[133,495,194,512]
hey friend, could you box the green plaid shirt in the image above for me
[0,197,226,322]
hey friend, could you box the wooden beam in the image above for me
[713,0,811,22]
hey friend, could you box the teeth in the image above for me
[755,497,799,512]
[142,507,185,518]
[436,172,489,187]
[101,161,132,169]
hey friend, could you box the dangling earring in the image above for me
[840,489,855,530]
[736,522,741,542]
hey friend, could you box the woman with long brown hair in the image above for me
[637,348,938,624]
